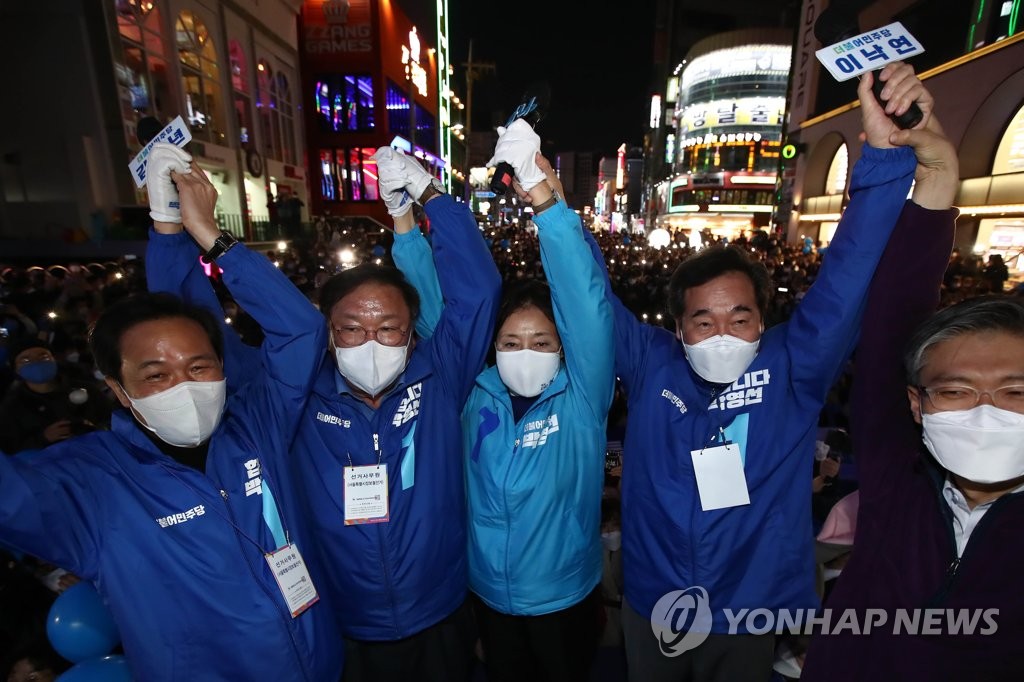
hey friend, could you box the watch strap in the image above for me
[204,231,239,261]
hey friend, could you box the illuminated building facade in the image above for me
[657,29,792,241]
[1,0,309,248]
[788,0,1024,281]
[299,0,454,227]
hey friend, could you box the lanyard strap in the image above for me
[260,480,287,549]
[161,462,288,553]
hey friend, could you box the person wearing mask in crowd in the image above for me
[592,62,936,681]
[0,145,343,681]
[391,132,615,681]
[147,146,501,682]
[802,90,1023,680]
[0,337,113,454]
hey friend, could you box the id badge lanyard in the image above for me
[161,459,320,617]
[343,432,390,525]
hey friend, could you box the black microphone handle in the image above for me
[870,71,923,130]
[490,161,516,196]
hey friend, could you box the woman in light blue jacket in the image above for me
[393,123,615,682]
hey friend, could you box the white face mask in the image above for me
[333,338,410,397]
[682,334,760,384]
[601,530,622,552]
[922,405,1024,484]
[495,349,561,398]
[124,380,227,448]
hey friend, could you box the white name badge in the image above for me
[344,464,390,525]
[128,115,192,188]
[815,21,925,82]
[264,543,319,618]
[690,443,751,511]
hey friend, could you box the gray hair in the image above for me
[904,295,1024,385]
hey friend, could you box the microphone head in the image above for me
[814,0,864,45]
[136,117,164,146]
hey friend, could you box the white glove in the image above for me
[372,146,435,207]
[147,143,192,223]
[372,146,414,217]
[486,118,545,191]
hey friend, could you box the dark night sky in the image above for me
[447,2,660,155]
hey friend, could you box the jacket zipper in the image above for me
[220,489,311,682]
[370,429,399,637]
[925,485,1018,607]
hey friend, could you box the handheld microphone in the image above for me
[814,4,923,130]
[136,116,165,146]
[490,83,551,196]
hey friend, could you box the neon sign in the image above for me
[401,27,428,97]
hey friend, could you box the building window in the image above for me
[825,144,849,195]
[386,80,411,141]
[228,39,252,145]
[318,147,379,203]
[256,60,279,160]
[176,11,226,145]
[276,73,296,165]
[414,104,436,154]
[114,0,172,148]
[315,75,375,132]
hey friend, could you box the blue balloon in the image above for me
[47,583,121,663]
[58,655,132,682]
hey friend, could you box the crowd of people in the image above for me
[1,63,1023,682]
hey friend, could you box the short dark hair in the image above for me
[318,264,420,324]
[89,292,224,383]
[666,245,772,321]
[495,279,555,338]
[905,295,1024,385]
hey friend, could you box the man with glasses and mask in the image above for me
[147,146,501,681]
[802,106,1022,679]
[0,146,343,681]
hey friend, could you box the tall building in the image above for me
[298,0,456,228]
[1,0,310,253]
[655,29,792,240]
[786,0,1024,277]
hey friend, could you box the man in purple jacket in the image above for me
[802,76,1024,678]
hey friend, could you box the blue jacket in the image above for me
[607,145,915,633]
[395,201,615,615]
[151,197,502,641]
[295,196,500,639]
[0,243,343,681]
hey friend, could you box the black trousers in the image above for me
[473,588,603,682]
[621,598,775,682]
[342,599,476,682]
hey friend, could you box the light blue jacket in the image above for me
[394,201,615,615]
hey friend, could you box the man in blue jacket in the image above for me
[148,147,501,681]
[610,64,929,681]
[0,146,343,681]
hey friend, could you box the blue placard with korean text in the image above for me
[815,21,925,82]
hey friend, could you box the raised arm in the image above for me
[145,144,260,391]
[374,146,501,400]
[504,147,615,418]
[851,96,960,500]
[375,147,443,339]
[170,161,327,436]
[784,63,920,403]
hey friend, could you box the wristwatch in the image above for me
[204,231,239,261]
[417,177,446,205]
